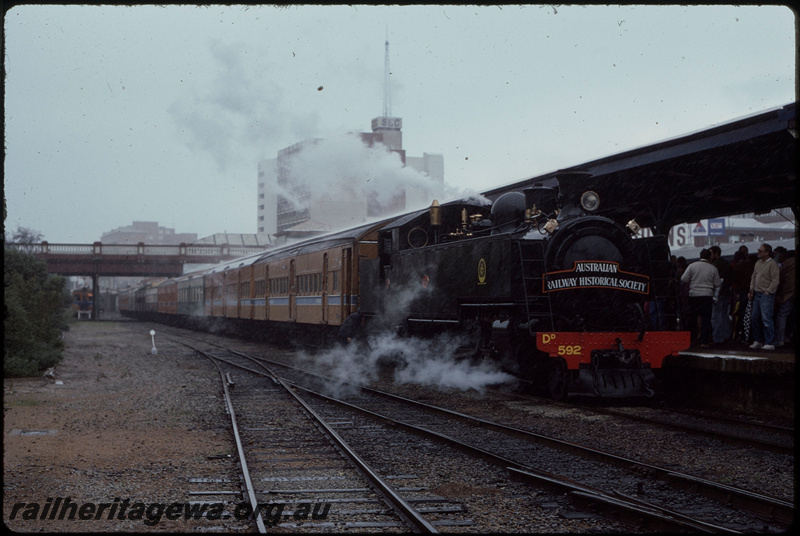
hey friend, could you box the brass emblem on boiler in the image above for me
[478,258,487,285]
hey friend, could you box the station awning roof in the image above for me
[485,102,796,233]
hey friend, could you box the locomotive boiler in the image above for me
[359,177,690,399]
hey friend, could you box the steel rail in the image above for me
[235,349,793,527]
[355,383,795,526]
[176,337,793,528]
[570,404,793,455]
[185,343,438,533]
[273,376,438,533]
[204,353,268,533]
[284,380,742,534]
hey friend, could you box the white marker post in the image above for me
[150,329,158,355]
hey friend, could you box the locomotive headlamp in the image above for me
[626,219,642,235]
[580,191,600,212]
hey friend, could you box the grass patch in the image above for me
[6,398,42,408]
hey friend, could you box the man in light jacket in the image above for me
[680,248,721,347]
[747,243,780,350]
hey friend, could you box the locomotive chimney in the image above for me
[524,184,559,217]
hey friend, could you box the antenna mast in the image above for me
[383,28,391,118]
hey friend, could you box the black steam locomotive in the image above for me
[359,177,690,399]
[120,172,689,399]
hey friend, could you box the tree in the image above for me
[5,226,43,253]
[4,246,72,377]
[9,226,43,243]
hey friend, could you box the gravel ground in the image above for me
[5,320,792,533]
[370,382,795,503]
[3,319,242,532]
[5,321,628,534]
[240,339,794,506]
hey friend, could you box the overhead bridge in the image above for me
[7,242,270,320]
[9,241,269,277]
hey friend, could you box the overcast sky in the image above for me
[4,4,796,244]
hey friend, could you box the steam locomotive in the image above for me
[358,177,690,398]
[120,176,689,398]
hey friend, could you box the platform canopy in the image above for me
[485,103,796,234]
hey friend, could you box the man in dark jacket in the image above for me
[709,246,733,344]
[730,250,754,343]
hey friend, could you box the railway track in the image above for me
[570,402,794,455]
[165,331,793,533]
[273,368,794,532]
[488,384,795,455]
[182,339,474,532]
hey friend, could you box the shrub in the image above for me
[4,248,71,377]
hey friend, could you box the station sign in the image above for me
[708,218,725,236]
[691,220,709,237]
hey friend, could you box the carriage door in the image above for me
[322,253,329,323]
[342,248,353,318]
[289,259,296,321]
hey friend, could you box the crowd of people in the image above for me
[673,243,795,350]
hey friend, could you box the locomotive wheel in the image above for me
[548,357,570,401]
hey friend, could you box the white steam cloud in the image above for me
[271,133,493,236]
[298,331,516,398]
[168,41,491,238]
[168,41,319,173]
[280,133,439,213]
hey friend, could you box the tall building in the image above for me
[256,120,444,239]
[257,158,278,235]
[256,37,444,240]
[100,221,197,245]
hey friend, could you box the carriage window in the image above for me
[269,277,290,296]
[255,280,266,297]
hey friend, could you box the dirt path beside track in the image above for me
[3,320,241,532]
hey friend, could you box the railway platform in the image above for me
[659,342,794,419]
[668,341,794,375]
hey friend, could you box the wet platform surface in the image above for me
[659,341,794,418]
[666,341,794,376]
